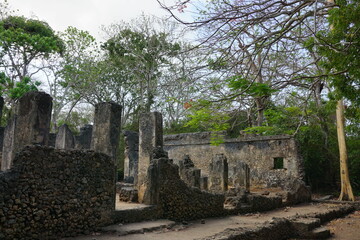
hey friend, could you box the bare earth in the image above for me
[65,203,357,240]
[326,210,360,240]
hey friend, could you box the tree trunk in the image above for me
[336,99,355,201]
[326,0,355,201]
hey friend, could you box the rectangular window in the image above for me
[274,157,284,169]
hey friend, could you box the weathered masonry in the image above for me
[0,92,120,239]
[163,132,304,187]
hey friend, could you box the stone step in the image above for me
[102,219,176,236]
[291,217,321,233]
[302,227,331,239]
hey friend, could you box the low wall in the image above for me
[145,158,225,221]
[0,146,116,240]
[164,132,304,187]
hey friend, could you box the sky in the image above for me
[8,0,171,40]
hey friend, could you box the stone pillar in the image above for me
[0,96,4,124]
[48,133,56,147]
[91,102,122,165]
[1,92,52,171]
[55,124,75,149]
[209,153,228,193]
[0,127,4,169]
[179,155,201,188]
[123,130,139,183]
[137,112,163,203]
[75,124,93,150]
[0,96,4,168]
[233,161,250,192]
[200,176,208,191]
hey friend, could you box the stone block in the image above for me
[75,124,93,150]
[119,187,138,202]
[232,161,250,192]
[283,178,312,205]
[48,133,56,147]
[91,102,122,165]
[0,96,3,122]
[1,91,52,171]
[209,153,228,193]
[137,112,163,202]
[123,130,139,183]
[200,176,208,190]
[179,155,201,188]
[55,124,75,149]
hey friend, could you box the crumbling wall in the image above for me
[179,155,201,188]
[0,145,116,240]
[143,157,225,221]
[164,132,303,187]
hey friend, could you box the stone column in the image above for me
[200,176,208,191]
[209,153,228,193]
[137,112,163,202]
[233,161,250,192]
[1,91,52,171]
[75,124,93,150]
[55,124,75,149]
[123,130,139,183]
[91,102,122,165]
[0,96,4,124]
[0,96,4,169]
[179,155,201,188]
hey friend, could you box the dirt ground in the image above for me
[326,210,360,240]
[66,203,354,240]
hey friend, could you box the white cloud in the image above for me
[8,0,168,40]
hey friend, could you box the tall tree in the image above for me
[0,15,64,102]
[158,0,332,127]
[315,0,358,201]
[103,16,180,119]
[102,16,181,113]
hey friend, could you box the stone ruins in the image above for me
[0,91,315,240]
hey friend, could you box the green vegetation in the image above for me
[0,0,359,194]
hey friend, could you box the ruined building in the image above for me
[0,92,310,240]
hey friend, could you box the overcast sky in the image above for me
[9,0,170,40]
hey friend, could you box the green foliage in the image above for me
[242,104,307,136]
[0,16,64,55]
[7,77,40,99]
[316,0,360,105]
[0,73,39,99]
[56,110,92,135]
[102,26,180,112]
[0,15,64,102]
[227,76,277,97]
[348,135,360,192]
[296,124,339,191]
[184,99,230,145]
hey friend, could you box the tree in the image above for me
[0,15,64,103]
[102,15,181,113]
[314,0,359,201]
[36,26,99,131]
[158,0,359,195]
[158,0,333,127]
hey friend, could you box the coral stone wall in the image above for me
[164,133,303,187]
[145,158,225,221]
[0,146,116,240]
